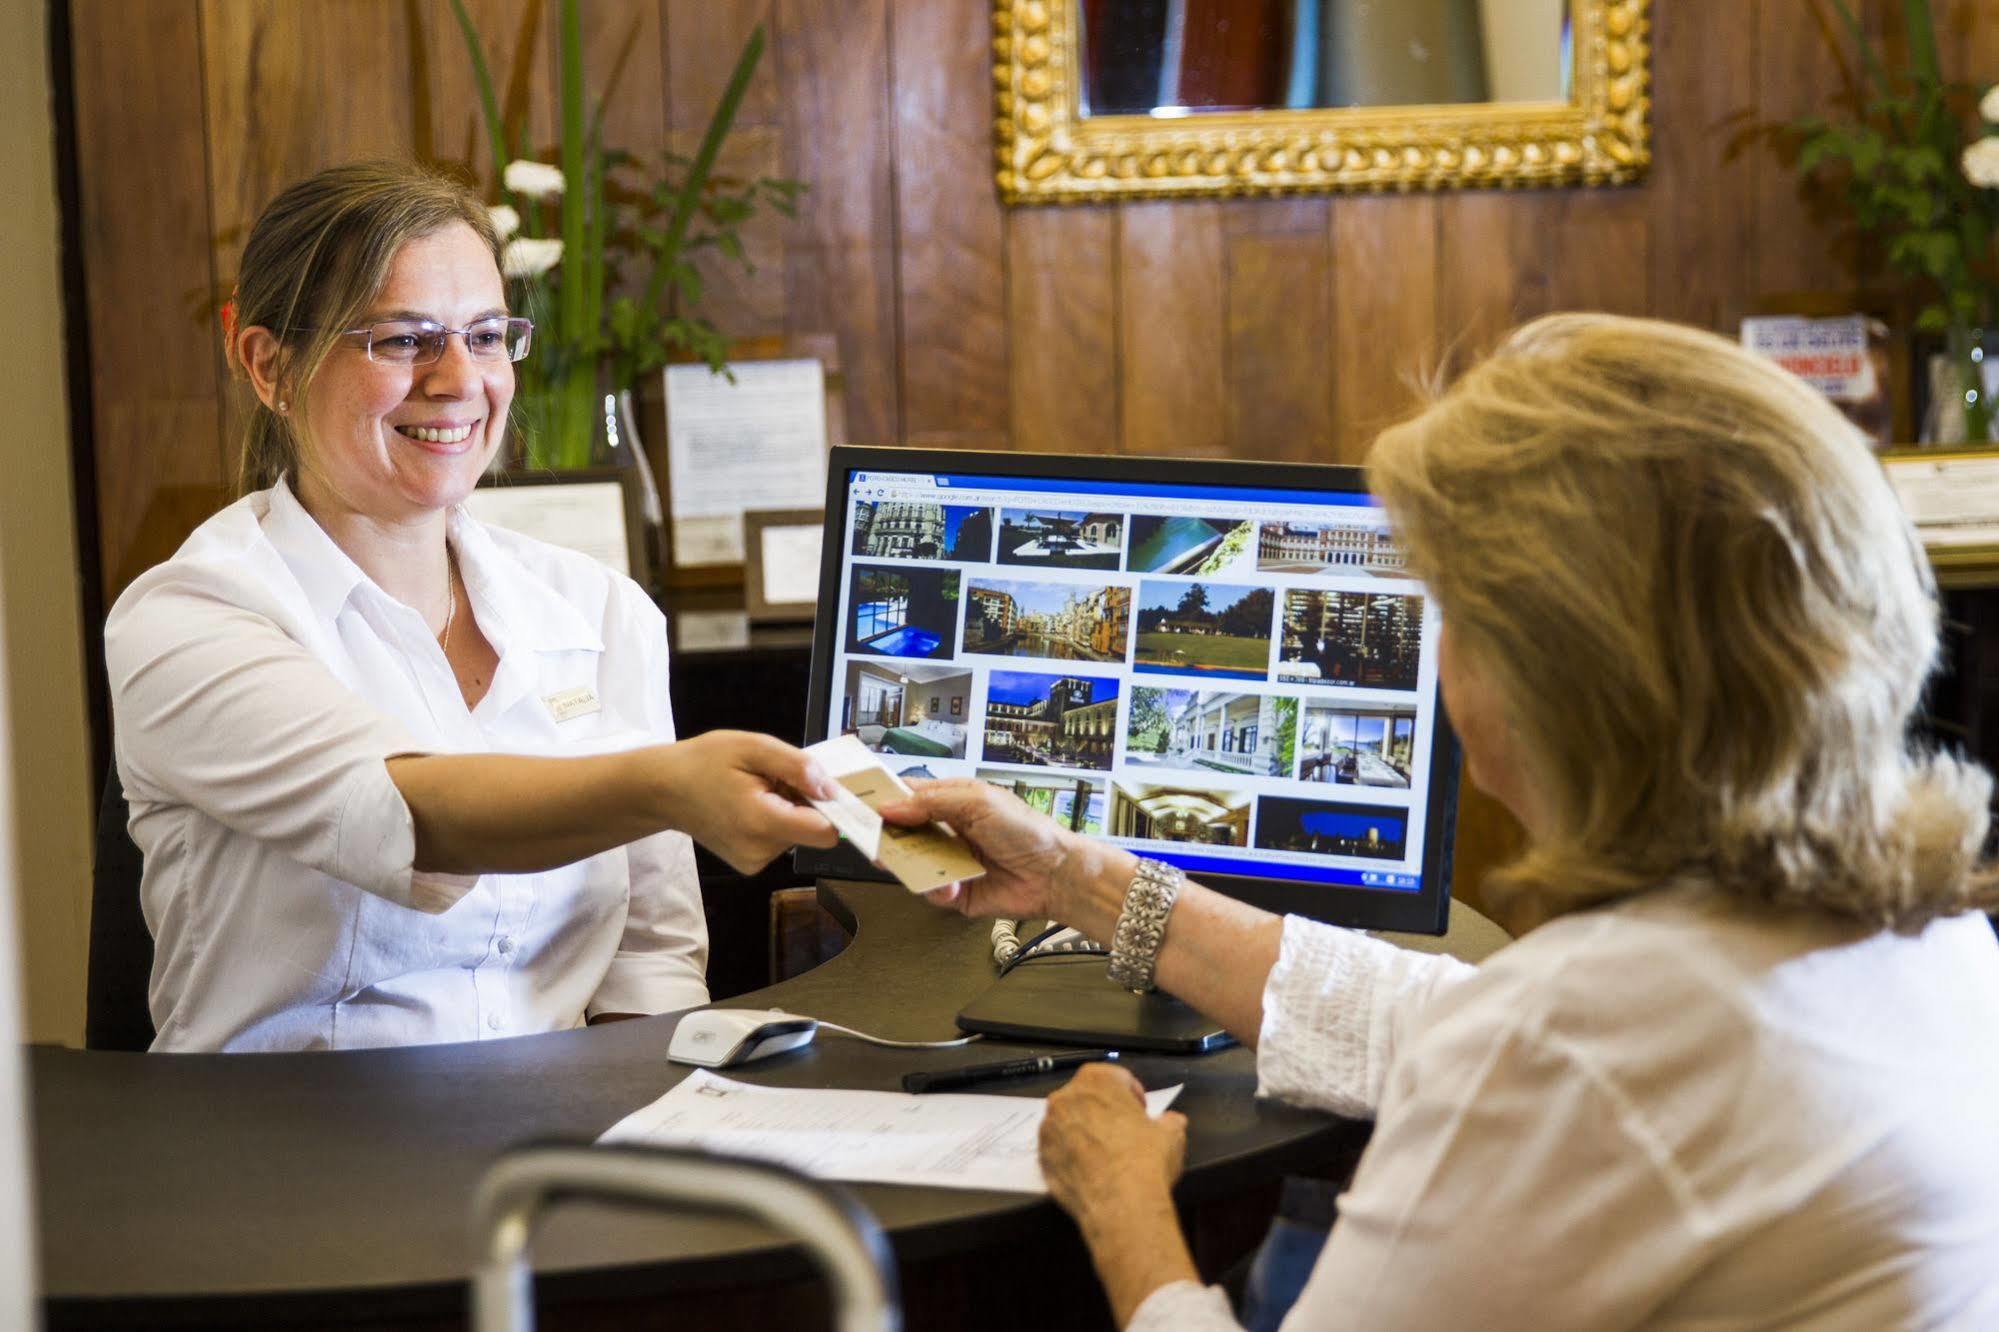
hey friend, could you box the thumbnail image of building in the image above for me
[1133,580,1275,682]
[1107,780,1252,846]
[851,503,992,561]
[1257,521,1406,573]
[996,510,1124,570]
[964,580,1130,662]
[857,502,945,558]
[981,673,1119,770]
[1127,688,1293,778]
[1277,590,1422,690]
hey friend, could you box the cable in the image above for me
[995,924,1107,978]
[798,1016,985,1050]
[991,919,1022,968]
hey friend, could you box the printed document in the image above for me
[600,1069,1183,1194]
[664,358,827,566]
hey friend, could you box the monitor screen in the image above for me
[796,446,1459,935]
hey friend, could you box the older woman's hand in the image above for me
[876,778,1130,923]
[655,730,840,874]
[1040,1062,1187,1223]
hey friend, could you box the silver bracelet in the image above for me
[1107,858,1185,993]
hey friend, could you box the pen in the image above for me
[901,1050,1117,1095]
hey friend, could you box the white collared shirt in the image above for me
[1132,886,1999,1330]
[106,479,708,1052]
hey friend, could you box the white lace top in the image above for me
[1132,886,1999,1330]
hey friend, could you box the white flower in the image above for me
[502,159,565,198]
[1982,84,1999,124]
[501,237,564,279]
[1964,136,1999,189]
[488,204,520,240]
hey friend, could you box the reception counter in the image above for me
[33,881,1509,1329]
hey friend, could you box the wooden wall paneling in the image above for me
[1544,188,1654,316]
[774,0,900,448]
[889,0,1010,452]
[1222,199,1334,464]
[1434,191,1575,361]
[1117,202,1227,458]
[667,0,791,338]
[1753,0,1883,300]
[1328,195,1439,462]
[1938,0,1999,79]
[1443,183,1651,337]
[201,0,419,479]
[68,0,229,605]
[1644,0,1758,333]
[1005,207,1119,456]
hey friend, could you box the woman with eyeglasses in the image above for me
[104,161,838,1052]
[885,316,1999,1329]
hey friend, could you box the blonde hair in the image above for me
[1369,313,1998,934]
[226,160,500,494]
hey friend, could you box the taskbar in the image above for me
[1133,847,1423,893]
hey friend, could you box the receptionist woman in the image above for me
[104,161,838,1053]
[887,316,1999,1328]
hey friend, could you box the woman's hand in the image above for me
[655,731,840,874]
[876,778,1131,923]
[1040,1061,1187,1222]
[1040,1061,1198,1325]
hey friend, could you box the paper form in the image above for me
[599,1069,1183,1194]
[664,359,828,567]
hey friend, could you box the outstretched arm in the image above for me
[388,730,840,878]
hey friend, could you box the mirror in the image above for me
[994,0,1649,202]
[1078,0,1569,116]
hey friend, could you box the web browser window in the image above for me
[822,468,1443,898]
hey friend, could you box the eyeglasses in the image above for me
[338,317,534,365]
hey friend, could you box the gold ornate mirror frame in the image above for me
[993,0,1651,203]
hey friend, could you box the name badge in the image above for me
[544,686,601,722]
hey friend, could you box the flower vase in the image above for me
[1925,325,1999,446]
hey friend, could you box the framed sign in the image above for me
[743,507,827,623]
[465,466,647,584]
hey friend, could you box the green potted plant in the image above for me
[449,0,801,468]
[1792,0,1998,443]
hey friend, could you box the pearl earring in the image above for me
[276,401,288,414]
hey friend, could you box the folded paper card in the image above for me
[805,735,986,892]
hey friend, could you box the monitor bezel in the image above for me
[794,444,1460,936]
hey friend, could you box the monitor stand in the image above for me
[955,954,1234,1054]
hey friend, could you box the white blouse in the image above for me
[106,479,708,1053]
[1133,885,1999,1330]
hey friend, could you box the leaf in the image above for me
[1917,305,1951,332]
[446,0,515,208]
[641,25,768,315]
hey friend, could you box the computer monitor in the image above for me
[796,445,1459,936]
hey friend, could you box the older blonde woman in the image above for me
[885,315,1999,1329]
[106,162,837,1053]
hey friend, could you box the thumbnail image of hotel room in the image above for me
[841,660,971,758]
